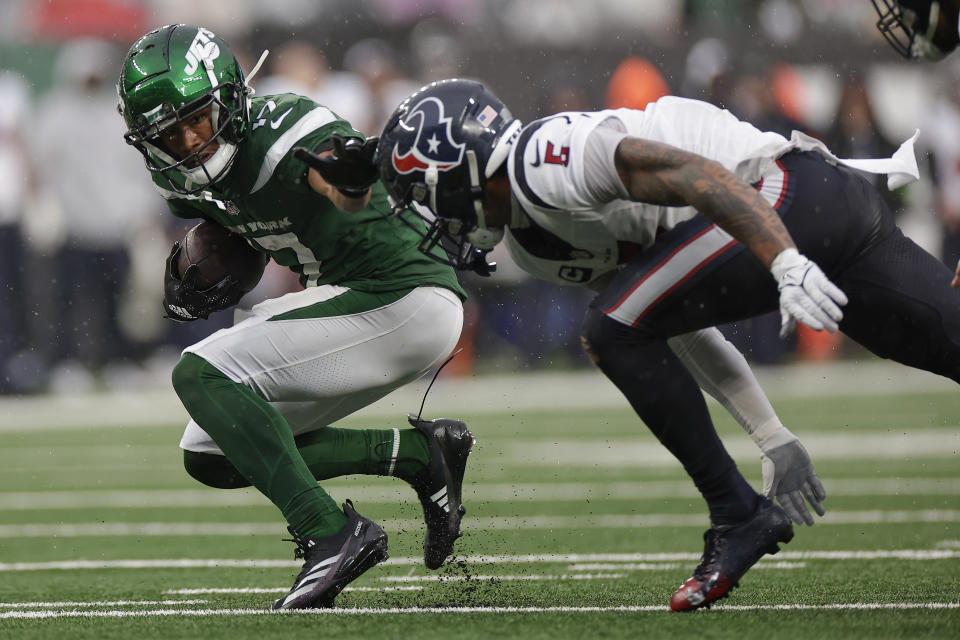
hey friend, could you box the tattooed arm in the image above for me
[614,136,847,335]
[614,137,793,268]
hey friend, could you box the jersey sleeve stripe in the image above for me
[602,223,738,327]
[511,118,559,211]
[251,106,337,193]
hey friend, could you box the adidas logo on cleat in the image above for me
[431,486,450,513]
[272,500,388,610]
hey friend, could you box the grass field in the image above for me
[0,364,958,639]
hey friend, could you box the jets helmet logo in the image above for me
[390,97,465,174]
[184,27,220,75]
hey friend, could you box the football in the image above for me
[177,221,268,291]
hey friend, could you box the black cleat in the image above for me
[670,496,794,612]
[407,415,475,569]
[272,500,388,610]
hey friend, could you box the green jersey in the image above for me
[150,93,465,299]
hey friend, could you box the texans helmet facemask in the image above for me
[117,24,252,194]
[377,79,522,274]
[872,0,956,59]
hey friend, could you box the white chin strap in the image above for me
[466,149,486,228]
[245,49,270,89]
[181,140,237,185]
[424,164,440,212]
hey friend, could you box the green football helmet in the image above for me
[117,24,250,193]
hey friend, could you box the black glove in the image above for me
[293,133,379,198]
[162,242,247,322]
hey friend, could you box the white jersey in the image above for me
[503,96,919,288]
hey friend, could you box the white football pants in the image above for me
[179,285,463,454]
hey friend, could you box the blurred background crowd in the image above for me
[0,0,958,394]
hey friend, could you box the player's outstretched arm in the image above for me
[614,138,792,265]
[613,138,847,337]
[296,134,378,212]
[307,169,371,213]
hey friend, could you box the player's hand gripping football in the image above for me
[162,242,245,321]
[770,248,848,339]
[294,133,379,198]
[761,438,827,526]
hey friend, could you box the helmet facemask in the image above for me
[386,169,492,274]
[126,88,243,191]
[872,0,950,60]
[387,144,511,275]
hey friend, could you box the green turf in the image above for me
[0,389,957,638]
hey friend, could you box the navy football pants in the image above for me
[582,151,960,520]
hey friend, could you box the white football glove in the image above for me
[761,438,826,526]
[770,248,848,339]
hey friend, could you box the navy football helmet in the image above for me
[872,0,958,60]
[377,79,522,273]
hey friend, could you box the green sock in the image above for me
[394,428,431,482]
[295,426,430,484]
[171,353,346,539]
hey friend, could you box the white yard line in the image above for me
[378,573,627,582]
[0,549,956,572]
[449,549,960,563]
[1,602,957,619]
[569,563,682,571]
[0,600,207,608]
[0,559,298,571]
[163,586,423,594]
[381,566,801,581]
[1,509,958,538]
[566,561,806,570]
[2,477,958,510]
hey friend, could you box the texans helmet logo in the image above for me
[390,97,465,174]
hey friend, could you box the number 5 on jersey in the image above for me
[545,141,570,167]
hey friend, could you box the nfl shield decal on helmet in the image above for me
[390,97,465,174]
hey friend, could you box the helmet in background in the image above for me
[872,0,959,60]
